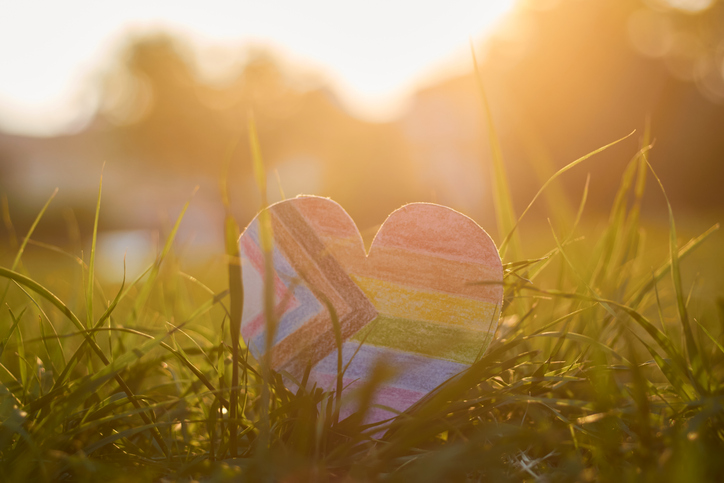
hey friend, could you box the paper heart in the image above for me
[239,196,503,423]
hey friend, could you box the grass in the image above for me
[0,115,723,481]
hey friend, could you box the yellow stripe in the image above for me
[351,275,499,331]
[350,316,494,364]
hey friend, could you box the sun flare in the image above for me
[0,0,514,135]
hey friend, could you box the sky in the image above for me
[0,0,515,136]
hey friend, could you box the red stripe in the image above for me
[372,203,500,264]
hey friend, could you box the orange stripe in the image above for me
[330,244,503,302]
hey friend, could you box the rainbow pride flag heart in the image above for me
[239,196,503,423]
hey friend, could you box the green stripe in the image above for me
[350,316,493,364]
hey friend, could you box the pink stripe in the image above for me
[243,294,301,340]
[240,236,288,300]
[309,372,425,422]
[240,234,298,340]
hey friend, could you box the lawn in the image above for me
[0,116,722,482]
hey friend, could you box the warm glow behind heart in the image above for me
[0,0,514,135]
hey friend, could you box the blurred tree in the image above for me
[96,35,426,228]
[2,0,723,238]
[629,0,724,103]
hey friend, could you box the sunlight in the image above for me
[0,0,515,135]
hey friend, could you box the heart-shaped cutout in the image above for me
[239,196,503,423]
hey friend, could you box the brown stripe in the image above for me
[269,214,351,315]
[271,311,330,369]
[268,202,376,372]
[281,308,376,379]
[274,202,375,317]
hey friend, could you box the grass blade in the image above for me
[0,307,26,360]
[0,188,58,308]
[248,110,275,457]
[85,173,102,329]
[643,157,702,384]
[501,132,635,254]
[131,187,198,320]
[0,266,169,455]
[470,42,520,261]
[221,133,244,457]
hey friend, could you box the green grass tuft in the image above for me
[0,128,722,481]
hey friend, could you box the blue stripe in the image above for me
[243,221,325,353]
[312,342,467,393]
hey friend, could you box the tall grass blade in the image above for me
[643,158,702,384]
[0,307,25,360]
[470,42,520,261]
[8,308,28,397]
[0,266,169,455]
[221,134,244,457]
[566,173,590,243]
[11,281,65,371]
[86,174,102,328]
[1,194,19,256]
[51,263,127,390]
[695,319,724,355]
[248,111,275,457]
[501,132,635,253]
[626,223,719,308]
[0,188,57,308]
[274,168,286,200]
[132,187,198,320]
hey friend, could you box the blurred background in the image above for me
[0,0,722,287]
